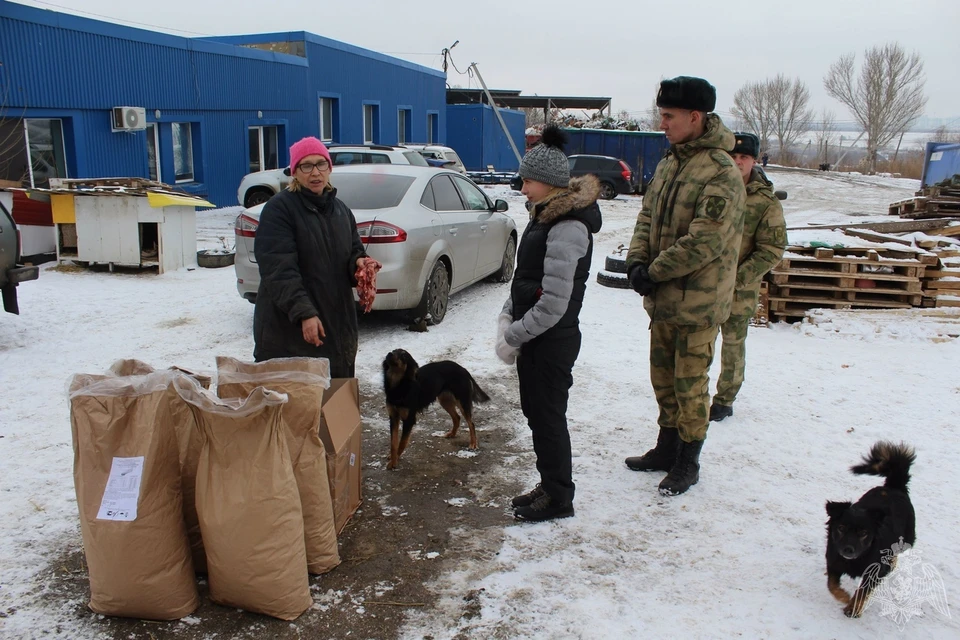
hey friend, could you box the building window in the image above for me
[24,118,68,188]
[427,113,438,145]
[363,104,379,144]
[319,97,336,142]
[397,109,411,145]
[146,123,161,182]
[172,122,194,183]
[248,125,279,173]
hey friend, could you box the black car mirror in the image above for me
[283,167,291,177]
[774,190,787,201]
[494,199,509,213]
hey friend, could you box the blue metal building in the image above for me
[446,104,525,172]
[0,1,447,206]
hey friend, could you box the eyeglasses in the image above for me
[298,160,330,173]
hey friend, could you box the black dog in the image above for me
[382,348,490,470]
[825,441,916,618]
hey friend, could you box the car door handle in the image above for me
[480,224,488,231]
[448,227,458,235]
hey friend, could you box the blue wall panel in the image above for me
[0,3,446,206]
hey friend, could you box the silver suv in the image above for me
[236,144,429,207]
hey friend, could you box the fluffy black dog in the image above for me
[825,441,916,618]
[382,348,490,470]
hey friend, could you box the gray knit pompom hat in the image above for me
[518,124,570,187]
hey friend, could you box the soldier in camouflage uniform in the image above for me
[623,76,746,496]
[709,132,787,421]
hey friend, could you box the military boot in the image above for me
[625,427,681,472]
[658,439,704,496]
[709,403,733,422]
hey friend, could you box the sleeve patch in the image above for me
[704,196,727,221]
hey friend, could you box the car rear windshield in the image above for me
[332,173,416,209]
[403,152,429,166]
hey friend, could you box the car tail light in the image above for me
[619,161,632,182]
[235,213,259,238]
[357,221,407,243]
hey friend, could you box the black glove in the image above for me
[629,264,656,296]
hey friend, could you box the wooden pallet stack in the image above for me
[767,246,933,323]
[888,185,960,219]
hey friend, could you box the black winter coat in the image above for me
[253,187,366,377]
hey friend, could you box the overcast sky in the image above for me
[11,0,960,125]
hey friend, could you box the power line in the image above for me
[22,0,211,36]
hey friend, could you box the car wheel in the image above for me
[599,182,617,200]
[244,188,274,208]
[604,254,628,274]
[491,235,516,283]
[425,261,450,325]
[596,271,630,289]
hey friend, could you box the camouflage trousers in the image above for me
[649,322,720,442]
[714,315,751,407]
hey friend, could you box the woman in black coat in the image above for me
[253,137,377,377]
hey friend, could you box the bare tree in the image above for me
[731,81,774,155]
[824,42,927,173]
[637,84,662,131]
[814,109,838,166]
[767,74,814,163]
[930,125,960,144]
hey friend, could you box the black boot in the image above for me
[658,439,704,496]
[709,403,733,422]
[514,492,574,522]
[625,427,681,472]
[511,483,544,508]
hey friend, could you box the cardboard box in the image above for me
[317,378,362,534]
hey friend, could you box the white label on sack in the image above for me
[96,456,144,521]
[349,453,356,467]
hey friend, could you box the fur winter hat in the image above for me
[732,132,761,158]
[518,124,570,188]
[656,76,717,113]
[289,137,332,173]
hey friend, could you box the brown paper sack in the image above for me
[174,376,312,620]
[215,356,340,574]
[109,359,208,573]
[69,371,199,620]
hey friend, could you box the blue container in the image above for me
[921,142,960,189]
[562,128,669,192]
[447,104,525,172]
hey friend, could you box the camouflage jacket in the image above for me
[626,114,746,327]
[730,167,787,318]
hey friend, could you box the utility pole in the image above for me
[468,62,523,165]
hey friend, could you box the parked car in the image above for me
[234,165,517,324]
[236,144,429,208]
[404,144,467,173]
[0,195,39,314]
[509,154,635,200]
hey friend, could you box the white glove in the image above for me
[496,312,519,364]
[496,333,519,365]
[497,312,512,342]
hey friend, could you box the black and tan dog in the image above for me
[382,348,490,470]
[825,441,917,618]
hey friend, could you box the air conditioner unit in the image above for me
[111,106,146,132]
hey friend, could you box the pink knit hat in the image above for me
[289,137,332,173]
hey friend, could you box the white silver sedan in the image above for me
[234,165,517,324]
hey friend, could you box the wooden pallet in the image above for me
[776,255,926,279]
[784,245,938,265]
[770,286,922,306]
[889,196,928,216]
[750,281,769,327]
[771,271,922,292]
[921,186,960,200]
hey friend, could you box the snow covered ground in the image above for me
[2,170,959,639]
